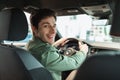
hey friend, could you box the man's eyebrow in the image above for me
[41,22,50,25]
[41,22,56,26]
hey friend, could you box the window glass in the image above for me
[56,14,112,42]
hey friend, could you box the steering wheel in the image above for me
[57,38,80,56]
[57,38,92,56]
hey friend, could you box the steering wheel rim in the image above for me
[57,38,80,56]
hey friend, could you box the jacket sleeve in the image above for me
[42,47,86,71]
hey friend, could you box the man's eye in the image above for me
[43,24,49,28]
[53,25,56,28]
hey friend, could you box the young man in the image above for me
[26,8,88,80]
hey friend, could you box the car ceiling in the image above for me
[0,0,113,18]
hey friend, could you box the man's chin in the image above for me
[46,38,55,44]
[48,40,54,44]
[49,41,54,44]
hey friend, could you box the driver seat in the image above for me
[0,8,53,80]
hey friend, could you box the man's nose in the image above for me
[50,26,56,34]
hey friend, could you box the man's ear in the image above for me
[31,26,36,32]
[31,26,38,36]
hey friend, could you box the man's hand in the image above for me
[78,42,88,55]
[53,38,69,47]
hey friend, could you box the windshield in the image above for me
[56,14,114,42]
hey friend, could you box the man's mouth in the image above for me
[47,35,55,39]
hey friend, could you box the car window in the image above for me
[56,14,112,42]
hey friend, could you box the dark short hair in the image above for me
[30,8,56,29]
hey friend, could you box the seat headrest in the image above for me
[0,8,28,41]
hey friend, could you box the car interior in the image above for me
[0,0,120,80]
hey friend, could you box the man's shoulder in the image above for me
[27,39,57,52]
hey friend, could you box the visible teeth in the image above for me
[49,35,54,38]
[50,36,53,37]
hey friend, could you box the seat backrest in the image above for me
[0,8,53,80]
[74,51,120,80]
